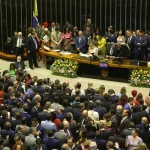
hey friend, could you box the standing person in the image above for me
[35,23,43,39]
[51,27,62,49]
[14,32,26,60]
[75,31,87,54]
[83,19,94,32]
[26,32,40,69]
[97,34,106,57]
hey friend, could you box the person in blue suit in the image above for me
[134,30,147,60]
[43,129,61,150]
[124,97,133,118]
[75,31,87,54]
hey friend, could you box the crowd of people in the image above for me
[0,67,150,150]
[3,19,150,69]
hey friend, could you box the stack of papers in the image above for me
[79,53,90,58]
[44,45,50,51]
[53,49,60,52]
[59,51,71,55]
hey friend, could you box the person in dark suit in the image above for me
[136,117,149,130]
[134,30,147,60]
[13,32,26,60]
[38,104,49,122]
[139,124,150,149]
[94,100,107,120]
[72,104,83,122]
[63,21,74,32]
[43,129,61,150]
[26,32,40,69]
[83,19,94,32]
[11,112,22,131]
[67,137,82,150]
[121,121,135,138]
[120,109,130,131]
[75,31,87,54]
[101,94,112,112]
[105,26,113,41]
[132,108,149,125]
[91,131,107,150]
[125,29,135,59]
[108,128,125,149]
[72,96,81,109]
[1,122,15,142]
[31,101,40,118]
[3,37,13,54]
[115,43,131,58]
[65,113,77,138]
[32,138,47,150]
[106,30,117,43]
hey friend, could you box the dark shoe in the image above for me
[30,66,34,70]
[35,66,41,68]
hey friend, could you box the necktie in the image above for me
[110,47,113,55]
[19,39,21,48]
[33,38,38,49]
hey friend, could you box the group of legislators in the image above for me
[3,19,150,69]
[0,67,150,149]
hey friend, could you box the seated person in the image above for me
[87,41,98,57]
[14,56,25,70]
[62,27,72,51]
[75,31,87,54]
[8,63,16,77]
[106,42,117,57]
[115,43,130,58]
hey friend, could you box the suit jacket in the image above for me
[101,100,112,112]
[1,129,14,141]
[91,138,107,150]
[31,144,47,150]
[72,102,81,109]
[120,117,130,131]
[25,134,36,147]
[121,128,133,138]
[106,44,118,56]
[108,135,125,149]
[93,106,107,120]
[100,129,113,141]
[51,31,62,49]
[139,130,150,149]
[11,119,22,131]
[75,36,87,54]
[31,106,39,118]
[14,61,25,70]
[72,108,82,122]
[38,111,49,122]
[78,116,93,128]
[13,37,26,48]
[125,36,135,52]
[53,130,67,146]
[132,111,149,125]
[134,36,147,54]
[43,137,61,150]
[136,123,145,130]
[69,120,77,138]
[26,36,39,52]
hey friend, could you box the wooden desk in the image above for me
[40,49,149,69]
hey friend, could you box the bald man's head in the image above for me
[63,120,69,129]
[141,117,148,124]
[78,31,83,37]
[82,110,88,118]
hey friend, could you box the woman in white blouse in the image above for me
[87,41,98,57]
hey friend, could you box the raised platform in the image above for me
[0,52,27,61]
[40,49,149,69]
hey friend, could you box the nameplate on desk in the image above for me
[99,62,108,68]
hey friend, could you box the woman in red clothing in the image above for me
[51,111,61,128]
[0,84,4,104]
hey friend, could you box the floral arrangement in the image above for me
[50,59,79,78]
[130,69,150,87]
